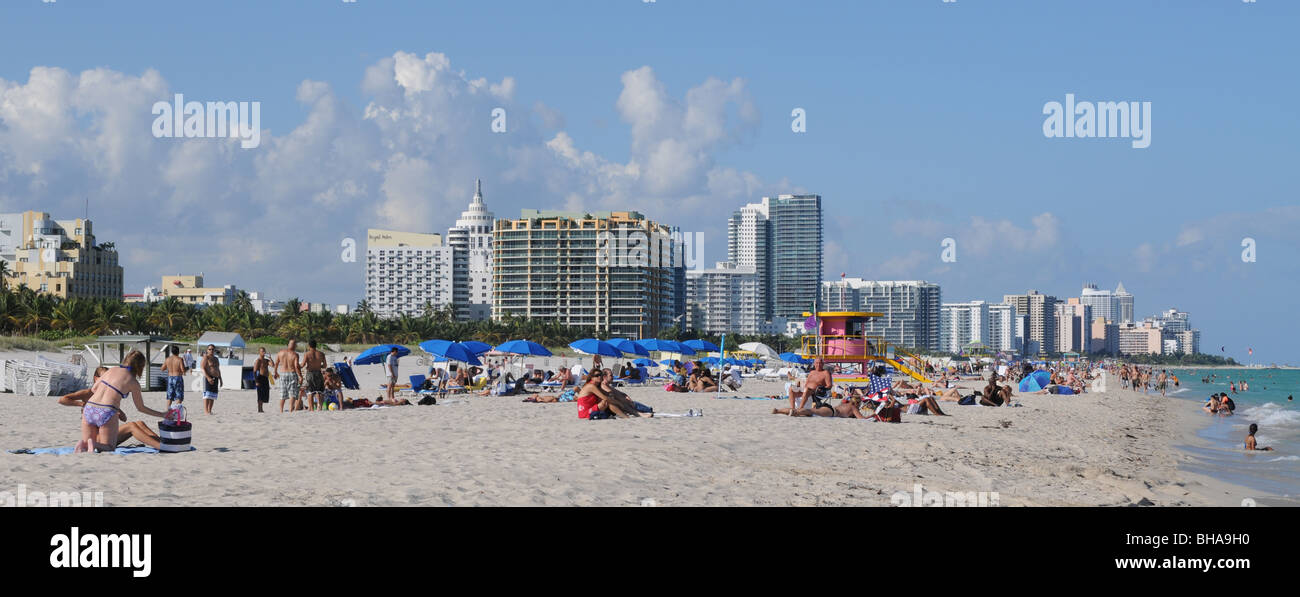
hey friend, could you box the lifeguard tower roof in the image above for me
[801,311,884,318]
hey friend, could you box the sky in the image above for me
[1,0,1297,364]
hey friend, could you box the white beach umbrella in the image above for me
[738,342,781,361]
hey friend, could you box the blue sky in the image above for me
[1,0,1297,363]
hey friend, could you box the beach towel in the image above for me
[9,445,195,455]
[712,395,781,400]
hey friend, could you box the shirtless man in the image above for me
[787,358,833,412]
[302,340,328,411]
[274,339,303,412]
[201,344,221,415]
[162,345,186,409]
[252,347,272,413]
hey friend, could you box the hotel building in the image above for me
[364,229,454,317]
[0,211,123,299]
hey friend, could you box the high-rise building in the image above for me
[1091,317,1119,356]
[446,180,495,321]
[492,210,680,338]
[1080,283,1117,323]
[1118,322,1163,355]
[1114,282,1134,324]
[940,300,989,354]
[686,262,771,335]
[1003,290,1058,356]
[1177,329,1201,355]
[727,194,822,322]
[987,303,1020,353]
[1055,299,1093,354]
[820,279,941,350]
[365,229,454,318]
[0,211,123,299]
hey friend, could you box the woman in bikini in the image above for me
[576,370,651,418]
[74,351,167,453]
[59,367,164,449]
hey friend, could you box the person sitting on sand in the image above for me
[575,370,651,419]
[690,366,718,392]
[322,369,345,410]
[1245,424,1272,451]
[59,366,164,449]
[71,351,168,453]
[980,371,1012,406]
[787,358,833,412]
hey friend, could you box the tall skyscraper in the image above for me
[446,180,495,321]
[987,303,1019,353]
[727,194,822,322]
[1080,283,1116,323]
[0,211,123,299]
[1114,282,1134,324]
[1003,290,1058,356]
[820,279,941,351]
[365,229,454,317]
[1055,300,1092,354]
[492,210,680,338]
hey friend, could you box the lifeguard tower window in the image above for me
[846,320,866,335]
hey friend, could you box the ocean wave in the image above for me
[1239,403,1300,428]
[1268,455,1300,462]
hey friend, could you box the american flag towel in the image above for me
[867,374,893,400]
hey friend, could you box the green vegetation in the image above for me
[0,335,65,352]
[0,287,798,353]
[1121,352,1239,366]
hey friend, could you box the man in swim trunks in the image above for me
[787,358,832,413]
[274,338,303,412]
[201,344,221,415]
[162,345,186,409]
[302,339,327,411]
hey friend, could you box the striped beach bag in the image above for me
[157,405,193,453]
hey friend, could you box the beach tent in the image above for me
[1018,370,1052,393]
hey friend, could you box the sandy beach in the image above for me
[0,349,1266,507]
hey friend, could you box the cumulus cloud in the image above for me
[0,53,777,303]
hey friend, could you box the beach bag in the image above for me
[959,394,977,406]
[875,405,901,423]
[157,406,192,453]
[663,383,677,392]
[577,395,601,419]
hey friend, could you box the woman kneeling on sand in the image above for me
[59,366,165,450]
[67,352,168,452]
[576,370,651,418]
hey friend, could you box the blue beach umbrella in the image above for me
[658,358,680,367]
[494,340,553,357]
[460,341,493,356]
[779,352,809,365]
[354,344,410,365]
[610,338,650,357]
[699,356,721,365]
[682,339,720,353]
[636,338,695,355]
[569,338,624,358]
[632,358,658,367]
[1018,370,1053,393]
[418,340,483,366]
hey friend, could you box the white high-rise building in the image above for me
[365,229,454,317]
[1114,282,1134,324]
[940,300,989,354]
[1080,283,1116,323]
[686,262,773,335]
[820,279,941,351]
[447,179,495,321]
[987,303,1019,353]
[727,194,822,322]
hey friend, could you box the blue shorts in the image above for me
[203,379,219,399]
[166,376,185,402]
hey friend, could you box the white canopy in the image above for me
[196,332,246,348]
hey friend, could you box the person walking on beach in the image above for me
[182,348,196,374]
[274,339,302,412]
[384,347,400,404]
[253,347,271,413]
[201,344,221,415]
[1245,424,1273,451]
[302,340,327,411]
[162,345,186,409]
[1157,370,1168,397]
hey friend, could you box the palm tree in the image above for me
[0,260,8,291]
[122,305,153,335]
[280,298,302,325]
[150,297,190,335]
[90,300,126,335]
[233,290,252,313]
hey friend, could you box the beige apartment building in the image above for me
[0,210,123,299]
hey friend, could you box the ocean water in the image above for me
[1165,368,1300,500]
